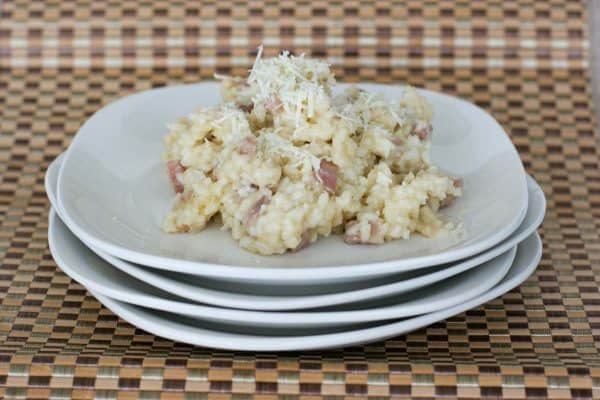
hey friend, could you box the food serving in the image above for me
[162,47,462,255]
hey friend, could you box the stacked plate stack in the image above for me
[46,83,545,351]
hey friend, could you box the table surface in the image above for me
[1,0,599,398]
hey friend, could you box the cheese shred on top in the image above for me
[246,46,335,126]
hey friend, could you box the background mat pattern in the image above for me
[1,0,599,398]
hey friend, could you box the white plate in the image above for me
[57,82,528,284]
[48,208,514,328]
[47,154,545,310]
[87,233,542,351]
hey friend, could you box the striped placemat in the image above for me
[0,0,599,398]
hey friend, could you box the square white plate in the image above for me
[57,82,528,284]
[47,153,545,302]
[48,208,515,328]
[86,233,542,351]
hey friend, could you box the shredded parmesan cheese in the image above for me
[246,46,335,128]
[260,131,321,171]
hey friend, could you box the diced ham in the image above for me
[343,221,361,244]
[369,220,383,243]
[179,224,191,233]
[391,136,404,146]
[264,95,282,113]
[410,121,432,140]
[344,220,383,244]
[243,195,270,229]
[238,103,254,113]
[291,230,311,252]
[166,160,186,193]
[316,159,339,194]
[440,194,455,208]
[239,136,257,155]
[440,178,462,208]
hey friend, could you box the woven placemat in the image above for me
[1,0,599,398]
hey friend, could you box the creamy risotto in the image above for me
[162,48,462,255]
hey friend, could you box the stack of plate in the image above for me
[46,83,545,351]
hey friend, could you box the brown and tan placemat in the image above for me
[1,0,599,398]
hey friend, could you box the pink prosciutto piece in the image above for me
[440,177,463,208]
[264,95,282,113]
[391,136,404,146]
[239,136,257,155]
[291,230,311,252]
[411,121,432,140]
[238,103,254,113]
[440,194,455,208]
[166,160,186,193]
[343,221,361,244]
[316,159,339,194]
[369,220,384,243]
[243,195,270,229]
[344,220,383,244]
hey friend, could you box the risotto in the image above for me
[162,48,462,255]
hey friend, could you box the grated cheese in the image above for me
[260,131,321,171]
[210,103,249,139]
[246,46,335,128]
[332,88,409,134]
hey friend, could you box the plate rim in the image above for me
[57,82,529,282]
[86,233,542,351]
[48,207,515,327]
[47,154,545,309]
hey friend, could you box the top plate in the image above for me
[57,82,527,284]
